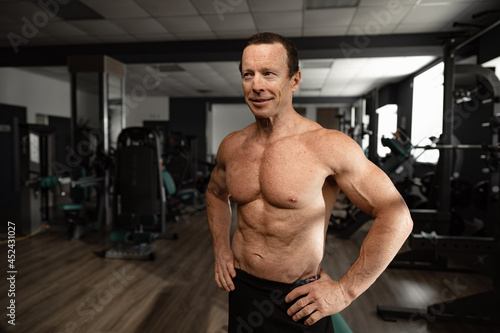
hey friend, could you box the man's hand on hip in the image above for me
[285,269,351,326]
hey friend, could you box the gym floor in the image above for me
[0,210,497,333]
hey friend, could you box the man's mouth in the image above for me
[250,98,272,103]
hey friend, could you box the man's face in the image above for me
[240,43,301,118]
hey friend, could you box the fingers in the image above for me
[214,261,236,292]
[285,284,308,304]
[287,298,323,326]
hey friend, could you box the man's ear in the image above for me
[291,70,301,92]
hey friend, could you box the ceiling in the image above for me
[1,0,500,100]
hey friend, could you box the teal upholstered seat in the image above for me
[332,313,353,333]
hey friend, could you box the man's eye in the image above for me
[265,72,273,76]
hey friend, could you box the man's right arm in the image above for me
[206,146,236,292]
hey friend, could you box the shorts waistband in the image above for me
[234,268,320,290]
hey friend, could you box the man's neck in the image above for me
[254,107,301,141]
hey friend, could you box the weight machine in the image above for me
[104,127,177,261]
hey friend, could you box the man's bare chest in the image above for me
[225,142,328,208]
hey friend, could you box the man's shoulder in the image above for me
[221,124,254,146]
[304,126,352,148]
[218,124,255,156]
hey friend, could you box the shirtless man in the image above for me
[206,32,413,332]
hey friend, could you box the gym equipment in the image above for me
[104,127,176,261]
[162,168,203,221]
[3,124,56,236]
[55,167,104,240]
[331,313,352,333]
[378,21,500,325]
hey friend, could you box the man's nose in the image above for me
[252,74,264,92]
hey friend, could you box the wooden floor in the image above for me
[1,209,499,333]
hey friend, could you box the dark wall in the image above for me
[169,98,208,162]
[478,24,500,64]
[169,97,245,163]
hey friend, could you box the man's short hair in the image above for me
[239,32,300,78]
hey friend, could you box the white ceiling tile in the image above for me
[27,37,65,46]
[174,31,218,40]
[70,20,127,35]
[300,79,326,89]
[303,26,348,36]
[0,1,53,22]
[301,68,330,79]
[341,81,374,96]
[0,14,15,24]
[402,2,474,24]
[253,11,302,30]
[40,22,89,37]
[204,13,256,31]
[190,0,250,15]
[58,35,102,44]
[133,33,176,42]
[216,29,258,39]
[111,18,169,34]
[248,0,303,12]
[298,89,322,96]
[80,0,150,19]
[304,8,356,28]
[264,28,303,37]
[351,5,412,26]
[156,16,212,33]
[97,34,139,43]
[135,0,198,16]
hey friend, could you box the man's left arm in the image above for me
[286,132,413,326]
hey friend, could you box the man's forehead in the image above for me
[241,43,287,66]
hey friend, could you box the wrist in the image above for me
[338,274,362,303]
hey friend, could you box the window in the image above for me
[411,62,444,164]
[376,104,398,157]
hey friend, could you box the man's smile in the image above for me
[249,98,273,105]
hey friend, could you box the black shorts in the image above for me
[228,269,335,333]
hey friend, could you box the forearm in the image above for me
[339,207,412,301]
[206,191,232,252]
